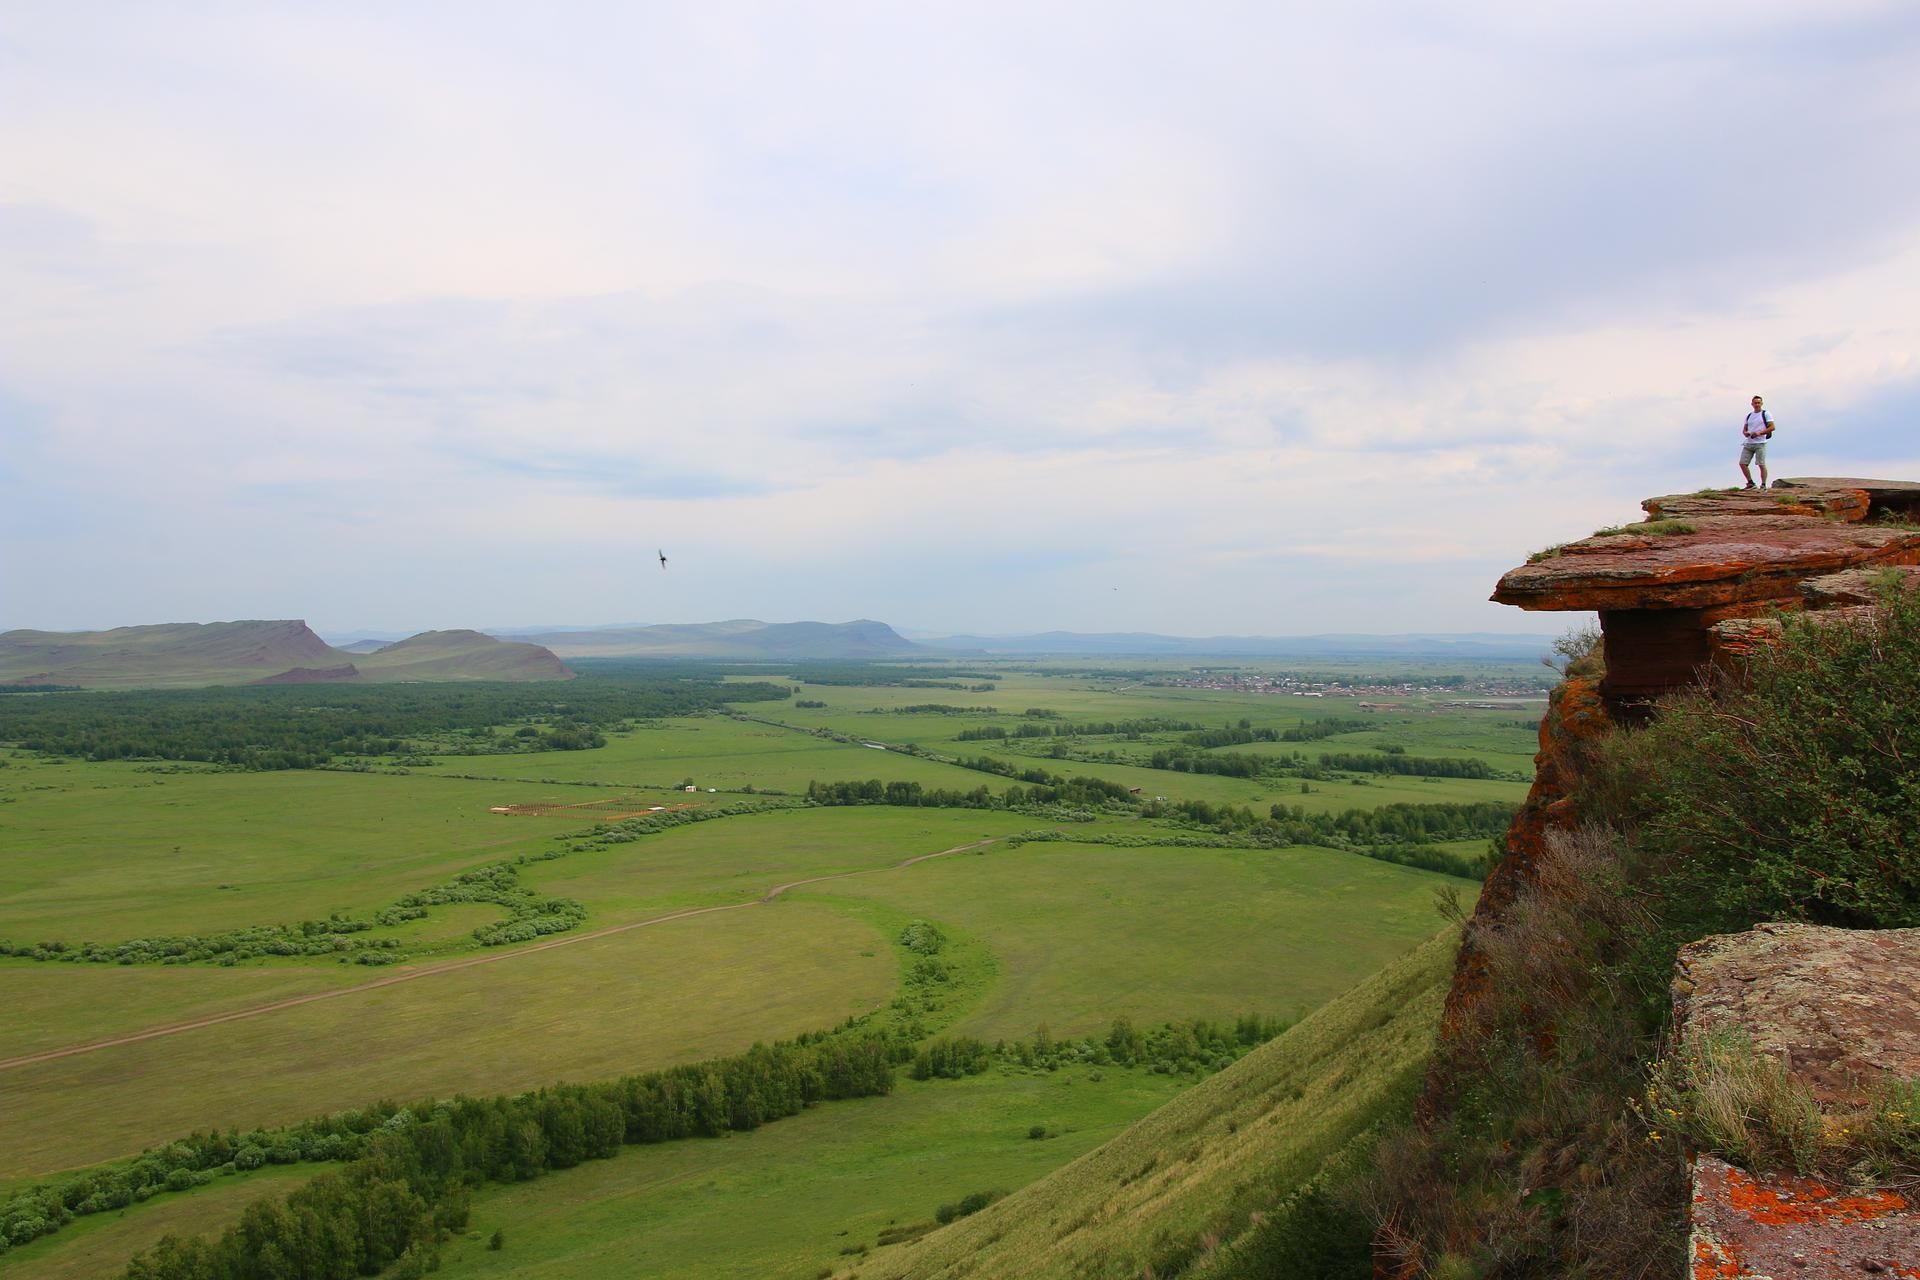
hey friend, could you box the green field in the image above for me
[0,759,610,941]
[1,1167,316,1280]
[0,660,1524,1275]
[0,898,897,1177]
[433,1070,1193,1280]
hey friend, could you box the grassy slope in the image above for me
[1,1167,316,1280]
[849,930,1456,1280]
[430,1071,1193,1280]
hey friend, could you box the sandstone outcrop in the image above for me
[1419,479,1920,1276]
[1492,479,1920,712]
[1675,925,1920,1278]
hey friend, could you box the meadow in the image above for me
[0,658,1530,1275]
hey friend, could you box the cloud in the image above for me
[3,2,1919,634]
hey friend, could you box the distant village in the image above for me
[1149,670,1551,710]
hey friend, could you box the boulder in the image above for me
[1675,924,1920,1277]
[1800,564,1920,608]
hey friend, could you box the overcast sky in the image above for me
[4,2,1918,639]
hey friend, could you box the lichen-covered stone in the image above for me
[1674,923,1920,1109]
[1492,515,1920,613]
[1689,1156,1920,1279]
[1643,486,1871,523]
[1678,926,1920,1277]
[1801,564,1920,608]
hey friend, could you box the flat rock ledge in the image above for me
[1491,477,1920,711]
[1677,924,1920,1277]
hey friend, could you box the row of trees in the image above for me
[0,676,788,771]
[6,1027,902,1269]
[1315,751,1496,779]
[0,849,587,966]
[956,717,1201,742]
[6,804,770,968]
[805,769,1135,813]
[1141,746,1499,781]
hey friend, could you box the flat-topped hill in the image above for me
[0,621,572,688]
[503,618,921,660]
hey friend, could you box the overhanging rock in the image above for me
[1490,479,1920,714]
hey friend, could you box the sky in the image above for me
[4,2,1919,640]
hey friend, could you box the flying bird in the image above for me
[658,550,668,570]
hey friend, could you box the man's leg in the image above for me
[1740,458,1754,487]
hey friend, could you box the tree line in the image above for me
[956,717,1201,742]
[0,676,789,771]
[804,770,1135,813]
[3,804,768,966]
[1141,745,1498,781]
[3,1025,901,1269]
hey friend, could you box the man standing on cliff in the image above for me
[1739,394,1775,489]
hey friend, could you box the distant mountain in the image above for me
[502,619,922,660]
[0,621,572,689]
[354,630,573,681]
[914,630,1560,661]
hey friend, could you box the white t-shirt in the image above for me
[1743,410,1774,440]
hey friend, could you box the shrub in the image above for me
[1600,583,1920,933]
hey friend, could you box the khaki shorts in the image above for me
[1740,441,1768,465]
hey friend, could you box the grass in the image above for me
[0,899,896,1178]
[848,930,1456,1280]
[1651,1031,1920,1183]
[427,714,994,792]
[798,840,1465,1043]
[1,1166,316,1280]
[525,807,1037,921]
[0,759,605,941]
[0,663,1532,1275]
[1590,519,1697,538]
[428,1070,1194,1280]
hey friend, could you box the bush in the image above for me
[1600,584,1920,933]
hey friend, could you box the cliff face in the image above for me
[1420,477,1920,1276]
[1442,477,1920,1051]
[1445,478,1920,1048]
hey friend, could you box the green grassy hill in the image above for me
[0,621,570,687]
[846,930,1454,1280]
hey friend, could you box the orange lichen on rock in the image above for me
[1679,925,1920,1276]
[1690,1156,1920,1278]
[1691,1235,1745,1280]
[1720,1166,1909,1226]
[1493,513,1920,613]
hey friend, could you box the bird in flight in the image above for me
[658,550,668,570]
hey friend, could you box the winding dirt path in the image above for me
[0,837,1000,1073]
